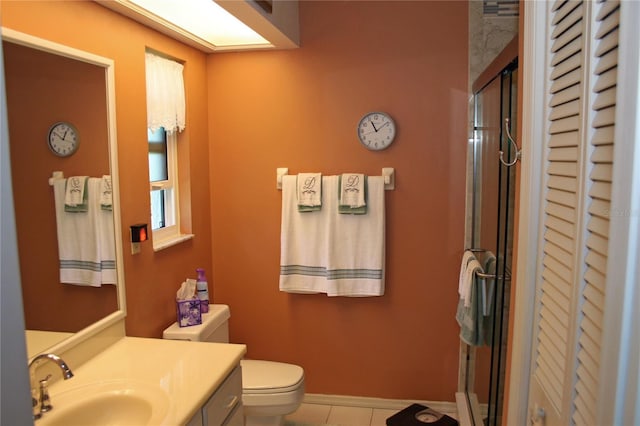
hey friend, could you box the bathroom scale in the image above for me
[386,403,458,426]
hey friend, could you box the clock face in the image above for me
[357,112,396,151]
[48,122,79,157]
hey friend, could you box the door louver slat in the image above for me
[534,0,586,413]
[549,84,582,107]
[546,202,575,223]
[545,228,574,254]
[571,1,619,423]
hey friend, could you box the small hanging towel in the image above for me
[64,176,88,212]
[297,173,322,212]
[456,258,484,346]
[458,250,476,303]
[339,173,367,214]
[100,175,113,211]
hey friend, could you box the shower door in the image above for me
[465,59,517,426]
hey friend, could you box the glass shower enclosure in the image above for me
[462,47,518,426]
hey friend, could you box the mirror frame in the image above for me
[2,28,127,360]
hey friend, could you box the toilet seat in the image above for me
[240,360,304,394]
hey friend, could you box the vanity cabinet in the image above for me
[187,365,244,426]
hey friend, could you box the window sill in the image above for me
[152,233,194,252]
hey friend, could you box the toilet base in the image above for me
[241,380,304,426]
[245,414,284,426]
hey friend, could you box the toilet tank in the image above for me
[163,304,230,343]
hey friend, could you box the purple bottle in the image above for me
[196,268,210,313]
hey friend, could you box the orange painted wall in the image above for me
[1,1,213,338]
[207,1,468,400]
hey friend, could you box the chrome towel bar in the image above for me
[276,168,395,190]
[465,248,512,281]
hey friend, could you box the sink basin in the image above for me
[38,380,170,426]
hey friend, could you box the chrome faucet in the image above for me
[28,353,74,420]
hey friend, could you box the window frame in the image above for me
[149,129,191,250]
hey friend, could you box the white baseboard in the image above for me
[302,393,458,416]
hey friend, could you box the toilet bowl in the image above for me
[241,360,305,426]
[162,305,305,426]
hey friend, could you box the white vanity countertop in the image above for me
[42,336,246,425]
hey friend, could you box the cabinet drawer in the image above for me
[222,403,244,426]
[203,366,243,426]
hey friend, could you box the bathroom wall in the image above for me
[468,0,518,89]
[207,1,468,401]
[1,1,213,337]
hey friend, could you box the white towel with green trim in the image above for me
[327,176,385,296]
[279,175,329,293]
[53,178,116,286]
[99,197,116,285]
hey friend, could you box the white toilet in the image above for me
[163,304,305,426]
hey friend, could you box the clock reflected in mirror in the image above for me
[48,121,79,157]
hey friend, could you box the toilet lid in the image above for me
[240,360,304,394]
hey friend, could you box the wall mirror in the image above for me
[1,28,126,359]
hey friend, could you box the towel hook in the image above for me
[500,117,521,167]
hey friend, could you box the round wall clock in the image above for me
[47,121,79,157]
[357,111,396,151]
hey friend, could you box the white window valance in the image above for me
[145,53,185,133]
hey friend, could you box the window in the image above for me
[148,127,178,238]
[145,51,192,250]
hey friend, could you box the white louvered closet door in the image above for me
[528,0,619,425]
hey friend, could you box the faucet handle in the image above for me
[38,374,53,413]
[32,395,42,420]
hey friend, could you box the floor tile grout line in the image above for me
[286,401,459,425]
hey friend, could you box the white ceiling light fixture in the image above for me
[97,0,275,52]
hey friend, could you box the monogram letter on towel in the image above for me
[297,173,322,212]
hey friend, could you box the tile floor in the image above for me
[284,403,458,426]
